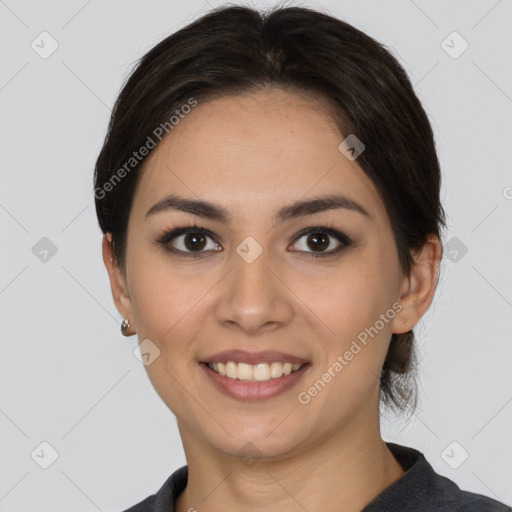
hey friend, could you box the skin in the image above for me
[103,88,442,512]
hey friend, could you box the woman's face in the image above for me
[117,88,412,459]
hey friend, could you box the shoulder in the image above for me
[455,490,512,511]
[416,456,511,512]
[121,495,156,512]
[363,443,512,511]
[119,465,188,512]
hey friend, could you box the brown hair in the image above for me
[94,5,445,413]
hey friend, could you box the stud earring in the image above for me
[121,318,132,336]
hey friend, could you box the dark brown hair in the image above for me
[94,5,445,413]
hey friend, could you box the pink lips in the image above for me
[199,350,311,401]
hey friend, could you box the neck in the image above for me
[175,409,404,512]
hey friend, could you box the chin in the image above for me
[207,417,307,461]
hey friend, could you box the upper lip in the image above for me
[201,350,309,365]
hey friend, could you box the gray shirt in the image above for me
[122,443,511,511]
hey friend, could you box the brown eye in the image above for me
[183,232,207,251]
[306,232,330,252]
[158,226,222,256]
[289,226,352,257]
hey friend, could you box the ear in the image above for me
[391,234,443,334]
[102,233,135,335]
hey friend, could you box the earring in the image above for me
[121,318,131,336]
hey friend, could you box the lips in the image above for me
[199,350,311,400]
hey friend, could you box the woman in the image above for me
[94,5,511,511]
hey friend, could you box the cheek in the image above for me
[127,248,213,340]
[126,257,211,413]
[296,251,398,342]
[294,247,399,399]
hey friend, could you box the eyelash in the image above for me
[156,222,354,259]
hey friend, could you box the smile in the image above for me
[206,361,305,382]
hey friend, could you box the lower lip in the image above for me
[200,363,311,401]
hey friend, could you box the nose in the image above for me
[214,247,294,335]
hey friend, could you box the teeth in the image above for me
[207,361,304,381]
[238,363,253,381]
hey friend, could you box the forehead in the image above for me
[131,89,387,224]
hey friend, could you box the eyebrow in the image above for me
[145,193,371,223]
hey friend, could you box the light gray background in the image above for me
[1,0,511,510]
